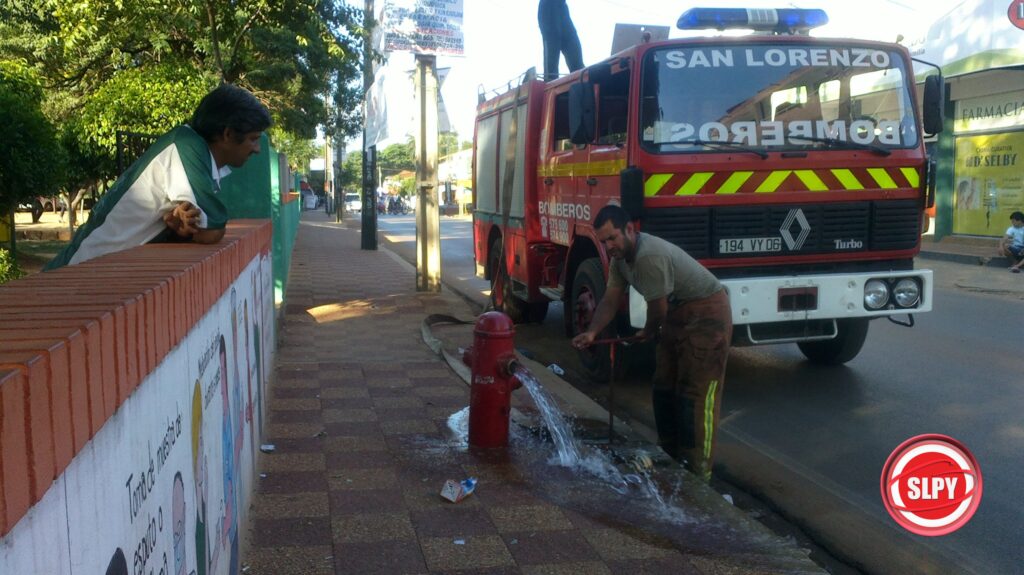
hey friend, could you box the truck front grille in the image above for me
[643,200,920,259]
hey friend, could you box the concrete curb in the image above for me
[918,249,1009,268]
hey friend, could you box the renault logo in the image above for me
[780,209,810,251]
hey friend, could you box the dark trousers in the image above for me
[538,0,583,81]
[652,289,732,481]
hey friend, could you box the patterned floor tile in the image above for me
[332,512,416,543]
[419,534,516,572]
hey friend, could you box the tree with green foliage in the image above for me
[379,138,415,175]
[339,151,363,191]
[0,60,67,214]
[0,0,367,201]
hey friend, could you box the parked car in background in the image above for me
[344,193,361,213]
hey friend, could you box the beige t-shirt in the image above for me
[608,232,721,306]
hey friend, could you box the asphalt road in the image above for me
[371,213,1024,575]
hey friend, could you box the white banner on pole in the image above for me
[364,68,391,149]
[381,0,465,57]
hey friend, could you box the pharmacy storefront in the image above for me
[952,93,1024,235]
[912,0,1024,238]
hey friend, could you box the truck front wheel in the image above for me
[571,257,629,381]
[797,318,870,365]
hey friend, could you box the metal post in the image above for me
[360,0,378,249]
[414,54,441,292]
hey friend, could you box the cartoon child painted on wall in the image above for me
[105,548,128,575]
[191,380,211,575]
[253,265,264,429]
[218,334,240,574]
[172,471,187,575]
[230,289,248,502]
[244,297,258,467]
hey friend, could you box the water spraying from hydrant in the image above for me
[510,363,583,467]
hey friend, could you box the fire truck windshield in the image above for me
[639,43,919,154]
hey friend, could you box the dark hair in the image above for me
[594,204,631,230]
[191,84,272,142]
[1011,211,1024,221]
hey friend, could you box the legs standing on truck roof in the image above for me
[538,0,584,81]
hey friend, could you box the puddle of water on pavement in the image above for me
[443,370,696,527]
[406,405,800,565]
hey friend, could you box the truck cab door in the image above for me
[539,87,586,246]
[586,68,631,220]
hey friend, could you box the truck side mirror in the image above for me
[922,75,944,136]
[569,82,595,145]
[620,167,644,220]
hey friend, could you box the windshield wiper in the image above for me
[671,139,769,159]
[789,135,891,156]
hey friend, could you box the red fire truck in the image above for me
[472,8,943,379]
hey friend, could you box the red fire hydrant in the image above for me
[463,311,521,448]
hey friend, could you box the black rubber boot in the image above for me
[675,395,711,481]
[652,389,679,459]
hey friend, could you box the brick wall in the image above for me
[0,220,273,537]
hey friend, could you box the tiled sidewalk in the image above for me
[243,211,824,574]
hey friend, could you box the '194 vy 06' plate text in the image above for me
[719,237,783,254]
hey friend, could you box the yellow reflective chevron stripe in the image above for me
[645,173,672,197]
[831,169,864,190]
[717,171,753,194]
[755,170,791,193]
[794,170,828,191]
[703,379,719,462]
[901,167,920,188]
[677,172,714,195]
[640,166,922,196]
[868,168,898,189]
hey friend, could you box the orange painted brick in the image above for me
[0,353,55,503]
[0,337,73,472]
[1,310,121,422]
[0,368,30,537]
[0,286,147,384]
[1,337,82,467]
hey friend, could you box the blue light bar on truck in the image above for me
[677,8,829,33]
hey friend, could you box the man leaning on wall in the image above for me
[44,84,272,270]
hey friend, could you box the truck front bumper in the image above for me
[629,269,933,329]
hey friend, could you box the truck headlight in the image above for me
[864,279,889,310]
[893,278,921,308]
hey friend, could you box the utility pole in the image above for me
[361,0,378,249]
[414,54,441,292]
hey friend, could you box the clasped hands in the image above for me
[163,201,201,237]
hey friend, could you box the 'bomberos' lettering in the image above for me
[654,119,902,147]
[539,200,591,220]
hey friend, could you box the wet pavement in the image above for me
[242,210,825,574]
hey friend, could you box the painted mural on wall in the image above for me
[953,131,1024,235]
[0,252,274,575]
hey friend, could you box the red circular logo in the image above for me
[880,434,982,536]
[1010,0,1024,30]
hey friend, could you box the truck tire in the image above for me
[797,318,870,365]
[570,257,629,381]
[488,239,550,323]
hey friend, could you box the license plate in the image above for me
[719,237,783,254]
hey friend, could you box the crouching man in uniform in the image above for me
[572,204,732,481]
